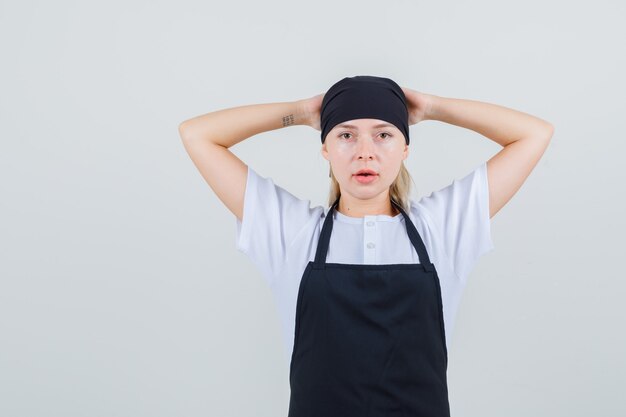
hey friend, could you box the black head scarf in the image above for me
[320,75,410,145]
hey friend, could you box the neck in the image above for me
[336,195,400,218]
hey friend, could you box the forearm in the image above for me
[425,95,553,146]
[179,101,307,148]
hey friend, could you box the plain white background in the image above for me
[1,1,624,416]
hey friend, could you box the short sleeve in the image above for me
[235,166,318,286]
[416,161,494,280]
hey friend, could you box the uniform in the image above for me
[234,162,494,414]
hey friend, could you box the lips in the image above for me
[353,170,378,184]
[353,169,378,176]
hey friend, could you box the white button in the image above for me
[366,221,374,227]
[367,242,375,249]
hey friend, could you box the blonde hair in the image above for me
[327,161,414,213]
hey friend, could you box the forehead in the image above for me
[333,119,396,130]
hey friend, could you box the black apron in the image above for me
[288,196,450,417]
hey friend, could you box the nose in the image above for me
[356,138,375,160]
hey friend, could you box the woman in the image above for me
[179,75,554,416]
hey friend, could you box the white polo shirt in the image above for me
[235,162,494,368]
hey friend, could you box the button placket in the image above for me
[364,216,377,263]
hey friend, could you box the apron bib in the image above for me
[288,196,450,417]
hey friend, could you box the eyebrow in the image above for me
[336,123,395,130]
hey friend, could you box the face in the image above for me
[321,118,409,200]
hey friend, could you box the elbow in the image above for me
[545,122,555,140]
[178,121,191,141]
[536,120,554,142]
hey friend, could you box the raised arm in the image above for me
[178,100,311,221]
[403,88,554,219]
[428,96,553,219]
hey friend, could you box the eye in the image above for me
[338,132,392,140]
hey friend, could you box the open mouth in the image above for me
[353,172,379,184]
[354,169,379,177]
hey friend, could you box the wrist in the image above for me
[292,100,311,127]
[423,94,440,121]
